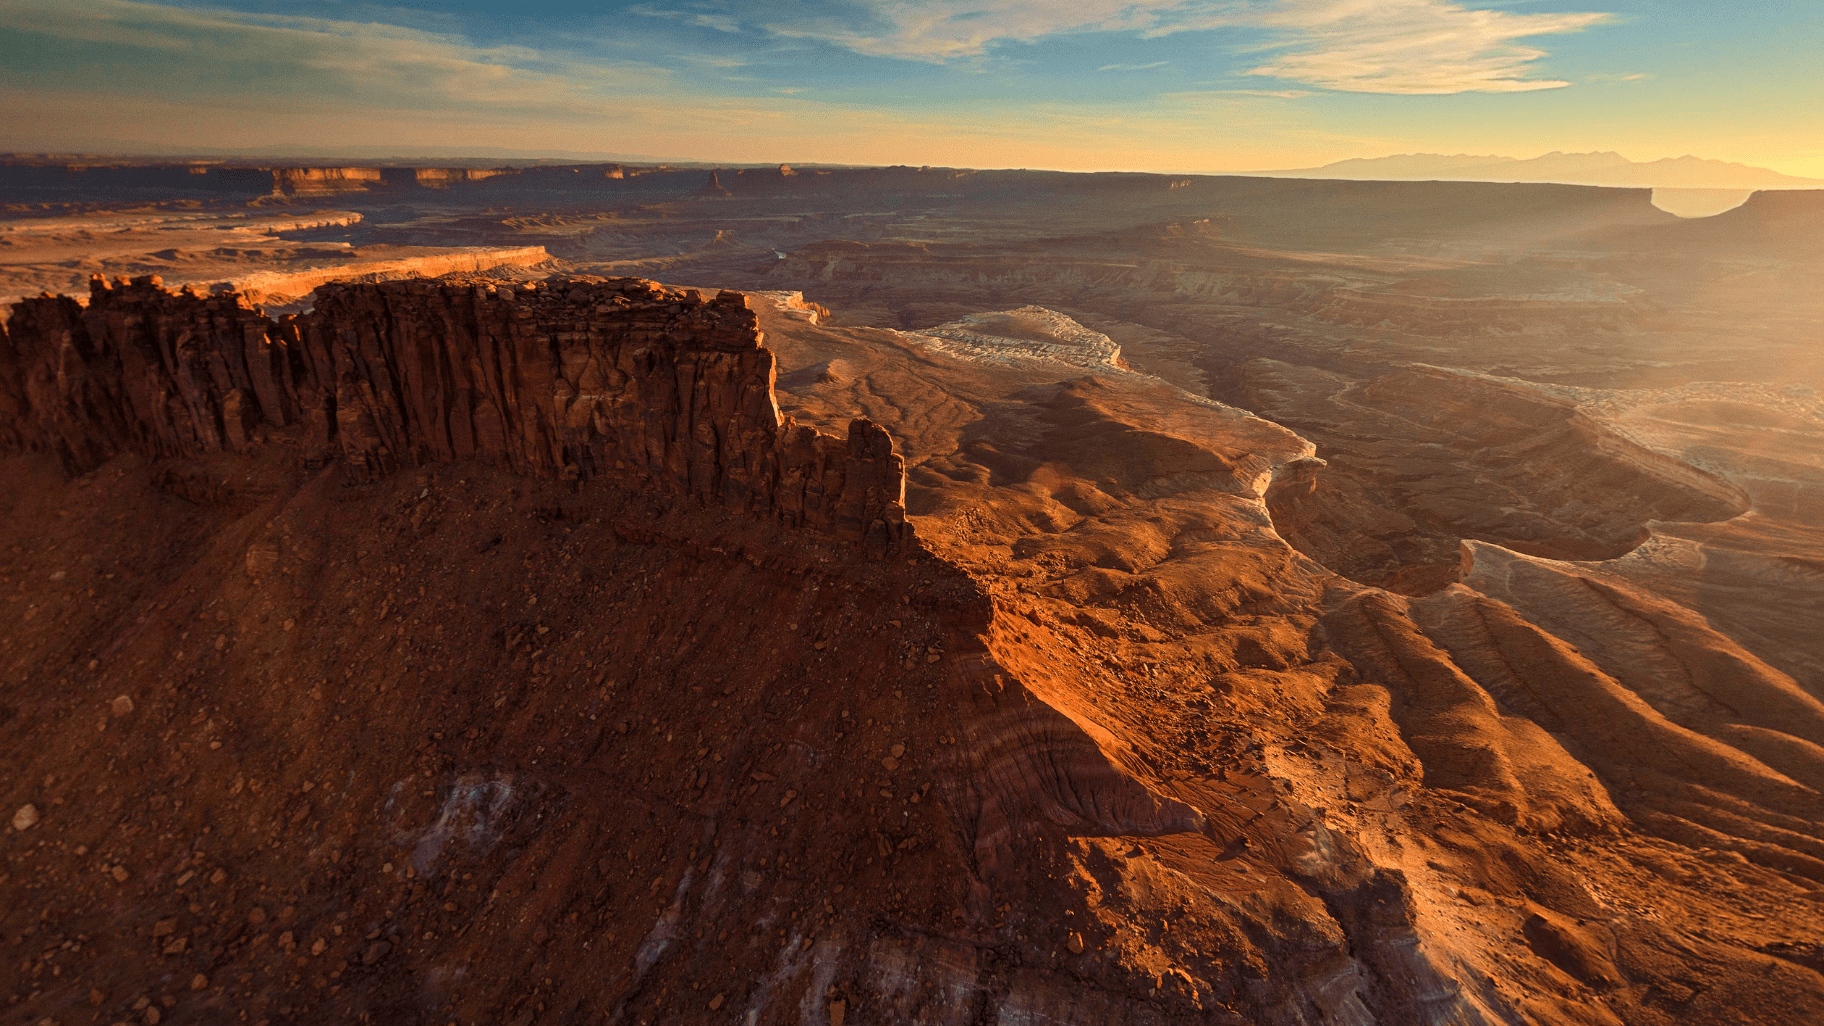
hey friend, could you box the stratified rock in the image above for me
[268,167,383,198]
[0,275,912,554]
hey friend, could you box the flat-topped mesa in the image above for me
[0,276,277,466]
[0,274,913,554]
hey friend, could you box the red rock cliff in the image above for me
[0,274,912,553]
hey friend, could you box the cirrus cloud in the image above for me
[1235,0,1609,94]
[0,0,663,111]
[748,0,1608,94]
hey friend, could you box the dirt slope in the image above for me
[2,275,1822,1026]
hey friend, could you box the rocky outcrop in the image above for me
[693,171,734,198]
[413,168,512,188]
[269,167,384,198]
[0,274,913,553]
[228,246,553,305]
[0,281,278,469]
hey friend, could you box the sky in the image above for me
[1,0,1820,176]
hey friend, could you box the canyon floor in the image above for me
[2,163,1822,1025]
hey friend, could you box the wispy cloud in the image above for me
[1233,0,1609,94]
[738,0,1607,94]
[691,13,742,33]
[0,0,667,110]
[626,4,743,35]
[679,53,749,68]
[0,0,1673,173]
[759,0,1180,62]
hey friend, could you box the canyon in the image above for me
[1,162,1821,1026]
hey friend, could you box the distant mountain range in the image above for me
[1252,151,1823,190]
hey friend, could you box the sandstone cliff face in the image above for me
[412,167,511,188]
[229,246,552,305]
[268,166,384,197]
[0,282,278,468]
[0,274,912,553]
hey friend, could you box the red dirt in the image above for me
[3,274,1823,1026]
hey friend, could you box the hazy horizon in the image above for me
[2,1,1820,178]
[3,145,1817,193]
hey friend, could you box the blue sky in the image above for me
[2,0,1820,175]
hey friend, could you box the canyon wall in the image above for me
[227,246,553,304]
[269,166,383,197]
[0,274,913,553]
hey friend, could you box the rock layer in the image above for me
[0,274,912,552]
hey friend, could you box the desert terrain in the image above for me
[1,156,1821,1026]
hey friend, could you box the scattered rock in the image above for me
[830,999,847,1026]
[1067,931,1086,954]
[708,994,725,1011]
[111,865,130,882]
[245,543,279,577]
[110,695,134,717]
[361,940,392,965]
[12,803,38,831]
[190,974,208,991]
[311,937,327,955]
[152,918,177,937]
